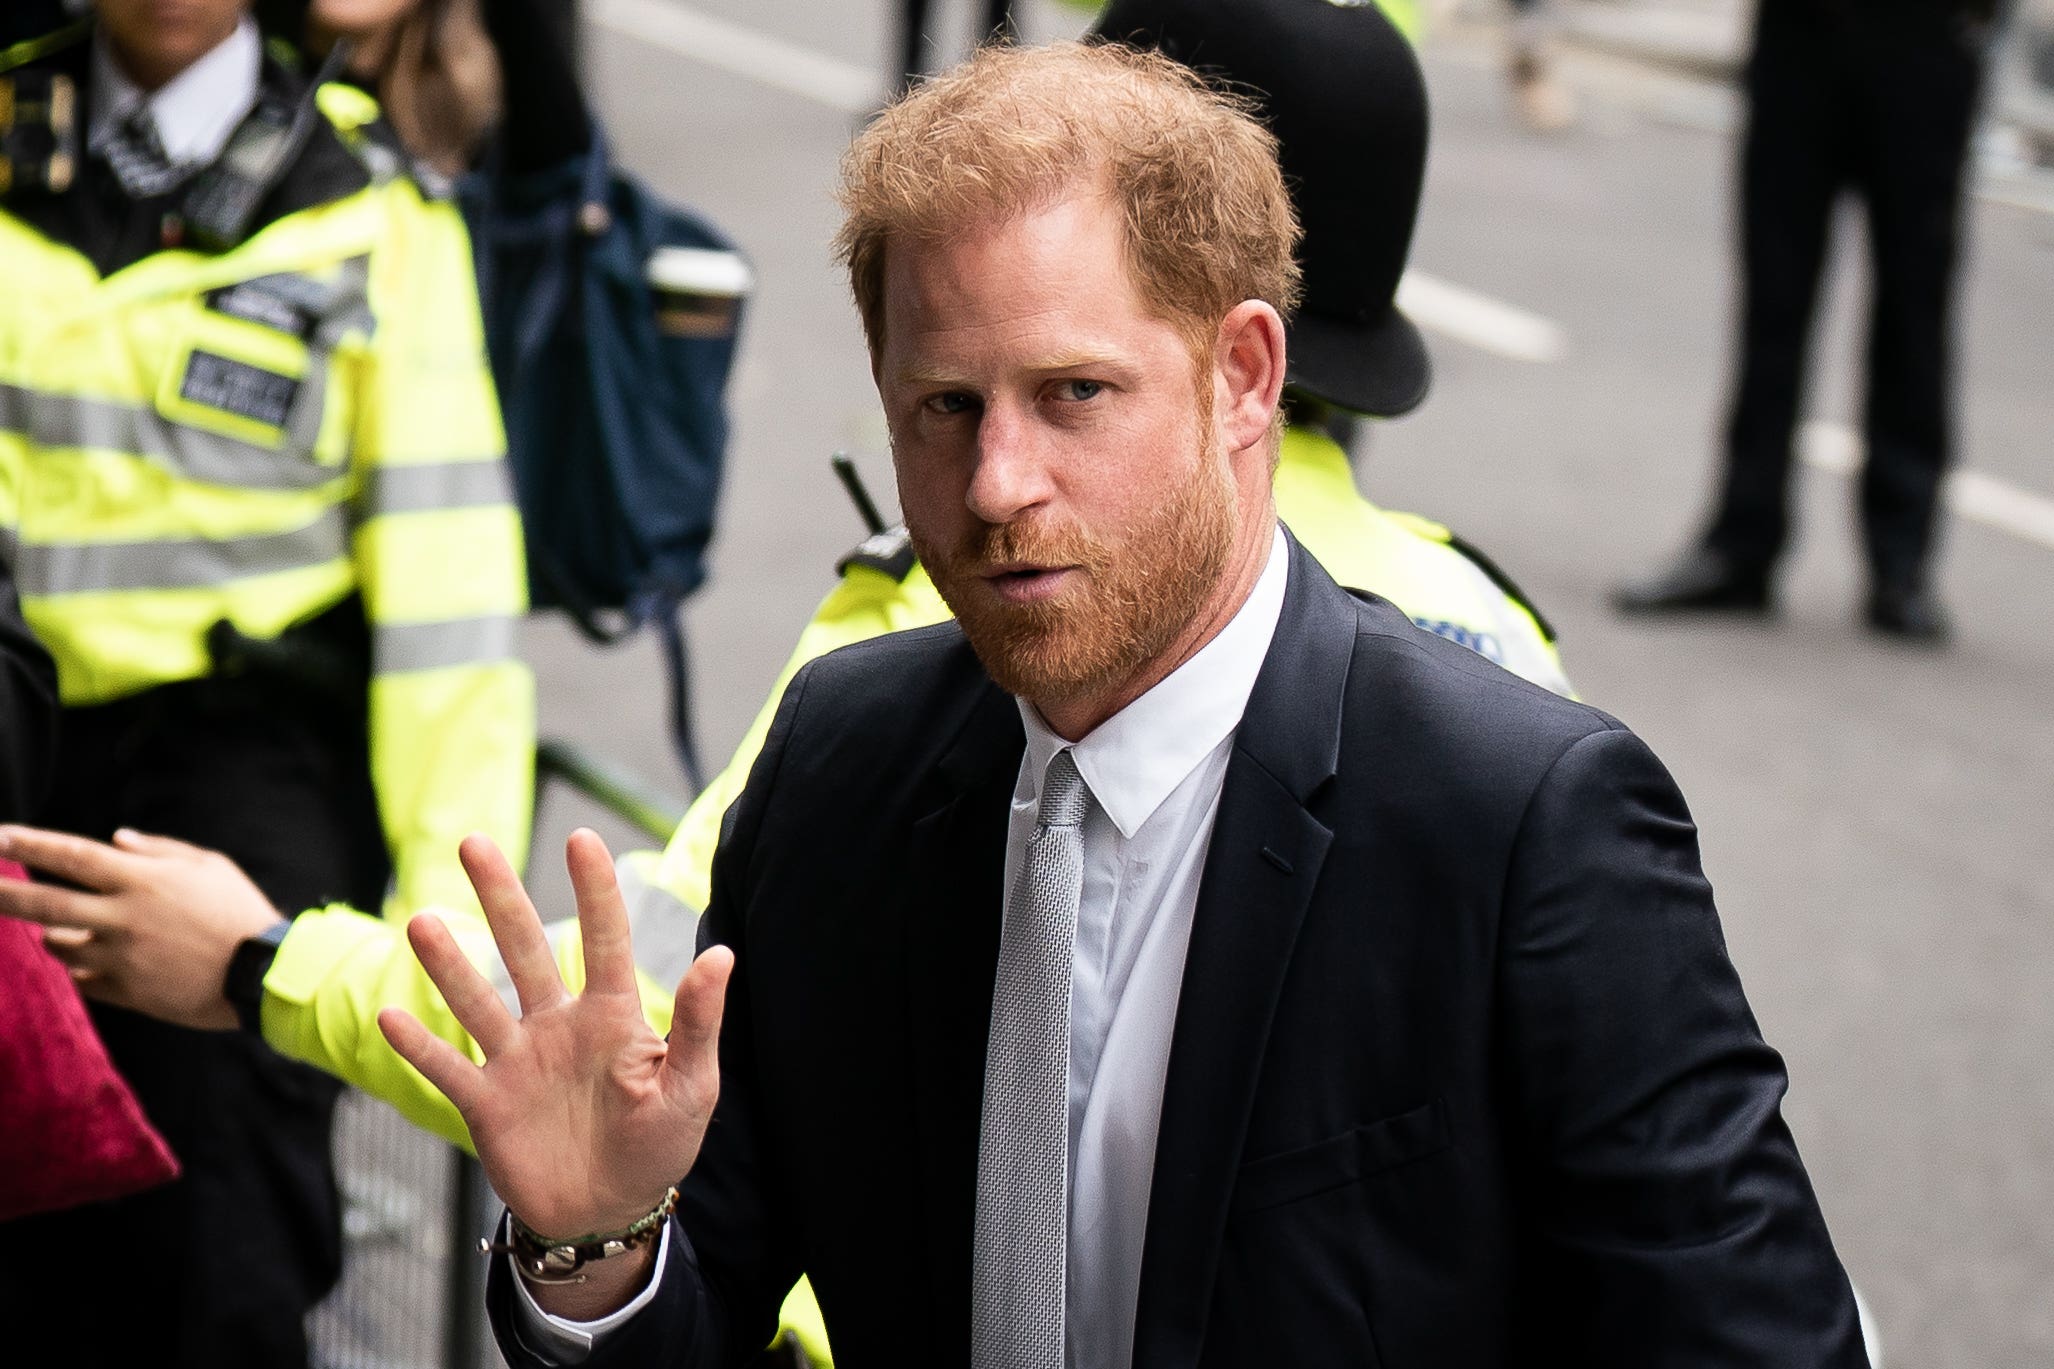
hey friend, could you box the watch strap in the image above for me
[225,918,292,1034]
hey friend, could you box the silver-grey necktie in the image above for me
[100,108,190,199]
[972,748,1090,1369]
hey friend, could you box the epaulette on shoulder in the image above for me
[0,16,89,77]
[313,83,420,189]
[1437,529,1559,644]
[836,526,918,582]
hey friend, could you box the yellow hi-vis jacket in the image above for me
[0,81,534,917]
[257,422,1566,1365]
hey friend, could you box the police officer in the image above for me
[0,1,533,1363]
[1096,0,1570,694]
[1616,0,1996,642]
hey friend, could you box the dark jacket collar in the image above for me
[3,21,376,274]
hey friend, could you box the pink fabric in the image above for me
[0,862,180,1221]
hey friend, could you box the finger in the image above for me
[405,913,520,1058]
[41,925,93,953]
[0,876,116,932]
[0,826,135,893]
[111,827,208,859]
[377,1007,489,1117]
[42,925,103,971]
[43,925,112,981]
[665,944,734,1082]
[566,829,639,999]
[459,835,565,1017]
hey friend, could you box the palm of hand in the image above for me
[377,829,734,1242]
[469,982,707,1238]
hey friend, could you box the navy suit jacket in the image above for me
[491,533,1866,1367]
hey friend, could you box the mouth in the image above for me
[979,564,1078,604]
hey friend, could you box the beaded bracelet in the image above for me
[483,1187,680,1285]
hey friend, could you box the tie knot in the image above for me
[1036,750,1090,830]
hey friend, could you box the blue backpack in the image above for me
[461,126,746,789]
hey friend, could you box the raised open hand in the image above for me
[378,829,732,1264]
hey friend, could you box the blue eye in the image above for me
[925,392,976,415]
[1056,380,1103,402]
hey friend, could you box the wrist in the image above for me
[525,1238,660,1322]
[223,917,291,1034]
[500,1186,678,1284]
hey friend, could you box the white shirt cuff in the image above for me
[507,1214,671,1364]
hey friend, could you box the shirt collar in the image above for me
[1018,524,1289,839]
[89,16,261,170]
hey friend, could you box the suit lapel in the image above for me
[1132,535,1356,1368]
[900,680,1022,1328]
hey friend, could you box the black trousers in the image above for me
[1707,0,1986,588]
[0,655,389,1368]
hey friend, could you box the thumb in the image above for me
[665,944,734,1083]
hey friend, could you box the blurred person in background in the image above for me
[899,0,1014,87]
[259,0,591,178]
[0,0,533,1362]
[1506,0,1576,131]
[1616,0,1997,643]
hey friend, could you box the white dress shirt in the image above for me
[88,17,261,175]
[516,526,1290,1364]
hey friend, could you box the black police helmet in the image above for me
[1092,0,1432,418]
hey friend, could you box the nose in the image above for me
[964,399,1053,526]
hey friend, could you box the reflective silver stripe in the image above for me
[0,383,347,492]
[374,614,517,673]
[12,508,348,595]
[362,460,515,515]
[0,258,374,492]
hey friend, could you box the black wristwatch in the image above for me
[224,920,292,1034]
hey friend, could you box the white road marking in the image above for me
[1397,270,1570,363]
[592,0,877,114]
[1802,420,2054,552]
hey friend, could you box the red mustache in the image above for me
[942,519,1107,578]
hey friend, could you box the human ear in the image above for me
[1212,301,1288,456]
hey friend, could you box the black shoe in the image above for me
[1613,546,1773,615]
[1866,582,1950,644]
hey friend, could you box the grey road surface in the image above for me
[514,5,2054,1365]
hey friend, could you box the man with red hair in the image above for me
[371,38,1864,1369]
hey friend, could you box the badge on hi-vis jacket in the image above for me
[179,350,300,430]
